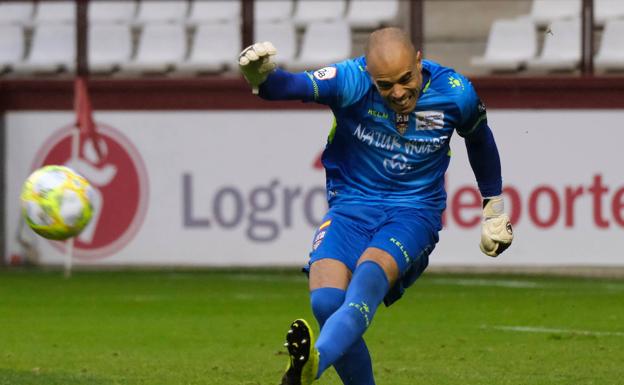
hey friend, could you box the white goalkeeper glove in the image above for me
[238,41,277,94]
[479,196,513,257]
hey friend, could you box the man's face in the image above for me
[367,49,423,114]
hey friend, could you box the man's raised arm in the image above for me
[238,42,315,101]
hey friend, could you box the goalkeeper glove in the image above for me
[238,41,277,94]
[479,195,513,257]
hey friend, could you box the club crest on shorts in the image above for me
[312,219,332,250]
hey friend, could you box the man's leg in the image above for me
[309,260,375,385]
[313,248,398,379]
[281,205,383,385]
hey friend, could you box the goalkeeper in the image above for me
[239,27,513,385]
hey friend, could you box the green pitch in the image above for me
[0,269,623,385]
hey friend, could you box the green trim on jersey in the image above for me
[464,114,487,136]
[305,72,320,101]
[328,117,337,144]
[422,78,432,94]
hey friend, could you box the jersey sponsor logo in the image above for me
[313,67,337,80]
[448,75,464,90]
[383,154,412,175]
[353,124,449,155]
[367,108,388,120]
[403,136,449,155]
[415,111,445,130]
[353,124,402,151]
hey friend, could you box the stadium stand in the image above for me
[288,20,351,71]
[176,22,241,74]
[0,0,613,77]
[120,23,186,74]
[528,0,581,27]
[594,19,624,72]
[88,0,137,24]
[0,1,35,25]
[255,0,294,23]
[134,0,189,24]
[594,0,624,26]
[255,21,297,67]
[89,23,133,73]
[14,22,75,74]
[292,0,347,27]
[188,0,240,25]
[35,0,75,24]
[470,17,537,72]
[0,24,25,73]
[345,0,400,29]
[527,18,581,72]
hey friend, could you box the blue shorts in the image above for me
[305,203,442,306]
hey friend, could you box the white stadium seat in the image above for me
[255,0,294,23]
[345,0,400,29]
[188,0,240,25]
[255,21,297,66]
[594,0,624,26]
[121,23,187,73]
[135,1,189,24]
[89,24,133,73]
[0,1,35,25]
[529,0,581,27]
[289,20,351,71]
[292,0,347,27]
[88,0,137,24]
[595,19,624,72]
[35,1,76,24]
[527,18,581,71]
[470,17,537,72]
[177,22,241,73]
[15,23,75,73]
[0,24,25,72]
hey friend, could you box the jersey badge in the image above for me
[313,67,337,80]
[415,111,445,130]
[395,113,409,135]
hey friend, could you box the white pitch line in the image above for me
[485,325,624,337]
[430,278,544,289]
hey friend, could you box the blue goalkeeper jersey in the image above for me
[306,56,487,210]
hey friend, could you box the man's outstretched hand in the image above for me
[238,42,277,94]
[480,196,513,257]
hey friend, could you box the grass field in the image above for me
[0,269,623,385]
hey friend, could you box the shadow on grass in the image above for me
[0,368,110,385]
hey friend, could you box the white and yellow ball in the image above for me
[20,165,94,240]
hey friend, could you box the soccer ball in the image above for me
[20,165,94,240]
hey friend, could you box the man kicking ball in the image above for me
[239,27,513,385]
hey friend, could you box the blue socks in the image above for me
[311,261,389,382]
[310,287,375,385]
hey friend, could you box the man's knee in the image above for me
[310,287,346,326]
[357,247,400,286]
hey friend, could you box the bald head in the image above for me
[365,27,423,114]
[365,27,415,65]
